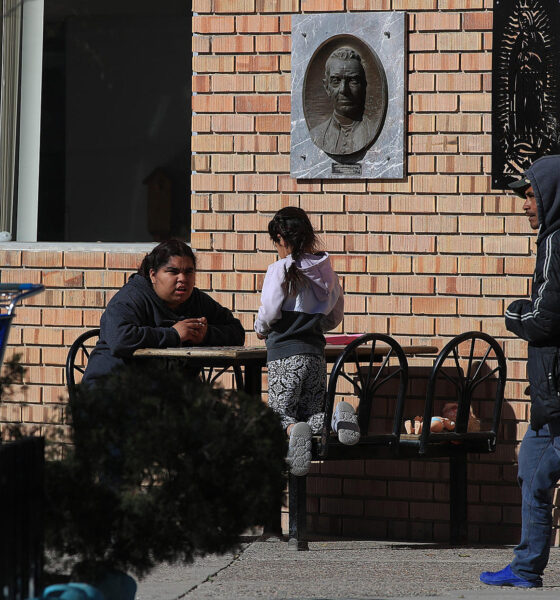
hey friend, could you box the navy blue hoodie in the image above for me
[82,274,245,385]
[505,155,560,429]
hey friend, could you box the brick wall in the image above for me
[1,0,558,544]
[0,249,145,430]
[189,0,559,543]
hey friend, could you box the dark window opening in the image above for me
[38,0,190,242]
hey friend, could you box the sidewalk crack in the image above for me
[177,542,252,599]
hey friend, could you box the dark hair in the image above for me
[268,207,319,295]
[138,240,196,284]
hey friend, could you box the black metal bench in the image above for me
[288,331,507,550]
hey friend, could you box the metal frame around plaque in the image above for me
[290,12,406,180]
[492,0,560,187]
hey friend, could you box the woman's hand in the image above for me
[173,317,208,344]
[256,333,267,340]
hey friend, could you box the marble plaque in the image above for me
[291,12,406,179]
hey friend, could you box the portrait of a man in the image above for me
[309,47,377,156]
[291,13,404,179]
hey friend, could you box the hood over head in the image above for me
[521,155,560,243]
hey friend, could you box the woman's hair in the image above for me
[268,207,319,295]
[138,239,196,284]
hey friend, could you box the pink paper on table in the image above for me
[325,334,364,345]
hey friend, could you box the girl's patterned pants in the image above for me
[267,353,326,434]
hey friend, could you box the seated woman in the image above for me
[82,240,245,385]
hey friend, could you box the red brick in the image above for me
[343,276,388,294]
[63,290,106,307]
[211,74,254,93]
[458,297,503,316]
[254,74,290,93]
[234,135,277,153]
[255,35,291,53]
[192,212,233,231]
[0,251,21,266]
[192,173,234,192]
[192,35,210,53]
[347,0,390,7]
[42,308,83,327]
[193,55,235,73]
[412,297,456,315]
[235,174,277,192]
[192,95,234,113]
[212,193,255,212]
[436,276,481,296]
[192,16,235,34]
[464,11,492,30]
[104,253,145,270]
[345,234,389,253]
[390,276,435,295]
[22,251,63,267]
[414,255,457,274]
[237,55,279,72]
[236,15,279,33]
[414,53,460,71]
[415,12,461,30]
[367,296,411,315]
[192,114,211,132]
[213,233,256,251]
[42,271,84,288]
[235,95,277,113]
[367,255,411,273]
[391,235,436,254]
[1,269,42,284]
[212,114,255,133]
[255,115,290,133]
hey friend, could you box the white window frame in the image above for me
[0,0,191,248]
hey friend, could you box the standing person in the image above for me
[83,239,245,386]
[480,155,560,588]
[254,207,356,477]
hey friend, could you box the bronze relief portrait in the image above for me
[303,36,387,158]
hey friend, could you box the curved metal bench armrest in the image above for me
[66,328,101,399]
[320,333,409,458]
[419,331,507,454]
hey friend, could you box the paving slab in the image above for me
[136,539,560,600]
[135,552,238,600]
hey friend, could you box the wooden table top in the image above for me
[134,344,439,360]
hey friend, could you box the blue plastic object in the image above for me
[41,583,106,600]
[0,283,44,368]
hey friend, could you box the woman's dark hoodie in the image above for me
[505,155,560,429]
[82,274,245,385]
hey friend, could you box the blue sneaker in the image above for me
[480,565,542,588]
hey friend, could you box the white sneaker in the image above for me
[331,401,360,445]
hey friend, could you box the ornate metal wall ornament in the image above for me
[492,0,560,187]
[291,12,405,180]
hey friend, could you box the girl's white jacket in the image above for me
[254,252,344,361]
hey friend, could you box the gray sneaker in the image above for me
[287,422,312,476]
[331,401,360,445]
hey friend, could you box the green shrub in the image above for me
[44,362,287,578]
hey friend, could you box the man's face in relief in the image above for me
[324,58,366,121]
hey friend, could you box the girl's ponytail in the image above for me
[268,207,319,295]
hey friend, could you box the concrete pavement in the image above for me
[135,538,560,600]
